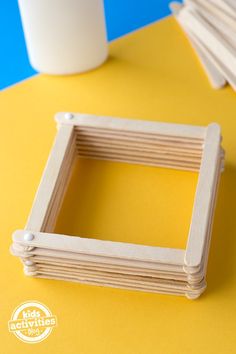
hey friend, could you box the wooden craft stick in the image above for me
[194,147,222,277]
[34,274,192,297]
[28,261,206,289]
[186,0,236,30]
[43,147,77,232]
[76,135,203,151]
[77,149,201,166]
[185,123,221,268]
[76,144,202,162]
[41,136,77,232]
[78,154,201,172]
[170,2,226,89]
[184,151,221,279]
[55,113,206,140]
[22,258,189,281]
[193,3,236,48]
[24,264,192,289]
[76,140,203,157]
[180,30,226,89]
[19,246,207,284]
[76,138,203,155]
[178,5,236,76]
[77,154,201,170]
[26,270,206,294]
[75,133,203,151]
[181,22,236,90]
[225,0,236,11]
[209,0,236,17]
[25,125,75,231]
[11,244,185,272]
[13,230,185,265]
[26,268,205,292]
[75,127,204,144]
[31,272,206,297]
[74,122,204,140]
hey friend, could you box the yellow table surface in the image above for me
[1,16,236,354]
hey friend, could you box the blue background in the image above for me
[0,0,172,90]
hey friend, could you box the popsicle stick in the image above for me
[26,125,75,231]
[15,243,207,285]
[26,268,206,293]
[22,258,189,281]
[18,246,205,282]
[186,0,236,30]
[34,274,195,297]
[170,2,226,89]
[28,261,206,288]
[75,128,204,145]
[78,153,201,172]
[184,150,221,280]
[25,270,206,295]
[182,22,236,90]
[185,123,221,268]
[209,0,236,17]
[13,230,185,265]
[191,145,222,277]
[76,136,203,152]
[178,6,236,76]
[11,244,185,272]
[76,138,203,155]
[76,130,203,146]
[24,264,191,289]
[75,124,204,142]
[41,136,77,232]
[225,0,236,11]
[193,3,236,48]
[77,149,201,166]
[55,113,206,140]
[43,147,77,232]
[76,144,202,162]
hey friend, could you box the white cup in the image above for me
[18,0,108,75]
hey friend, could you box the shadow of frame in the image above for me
[206,163,236,296]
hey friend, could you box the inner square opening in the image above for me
[54,151,199,249]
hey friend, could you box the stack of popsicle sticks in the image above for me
[170,0,236,90]
[72,114,224,172]
[10,113,224,299]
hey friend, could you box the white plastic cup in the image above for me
[18,0,108,75]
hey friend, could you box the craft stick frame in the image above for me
[12,113,223,298]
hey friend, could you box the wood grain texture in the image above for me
[55,112,206,139]
[11,115,224,299]
[185,123,221,267]
[25,125,75,231]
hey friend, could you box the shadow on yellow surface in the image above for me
[207,164,236,296]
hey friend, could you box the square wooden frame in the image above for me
[12,113,223,298]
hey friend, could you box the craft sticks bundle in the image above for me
[11,113,224,299]
[170,0,236,90]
